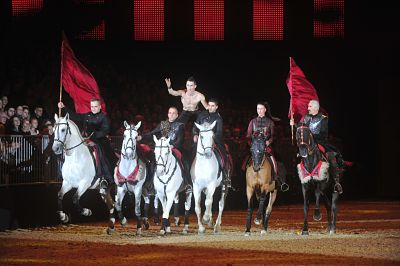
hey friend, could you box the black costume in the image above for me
[64,108,117,186]
[192,110,231,185]
[300,112,345,193]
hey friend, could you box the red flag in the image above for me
[286,57,319,123]
[61,33,106,114]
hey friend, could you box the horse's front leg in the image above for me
[160,195,174,235]
[262,189,277,235]
[193,184,205,234]
[245,185,255,236]
[203,186,216,227]
[57,182,72,223]
[313,189,322,221]
[214,183,229,233]
[329,191,339,234]
[100,185,116,234]
[142,195,150,230]
[73,182,92,217]
[301,184,310,235]
[133,185,143,236]
[115,186,128,227]
[255,191,267,225]
[173,196,180,227]
[153,195,160,224]
[182,189,192,234]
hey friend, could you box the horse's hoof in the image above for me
[81,208,92,217]
[202,216,210,225]
[159,229,166,235]
[213,224,221,233]
[260,230,267,235]
[154,217,160,225]
[329,229,336,235]
[107,227,115,235]
[198,226,206,234]
[144,220,150,230]
[254,218,262,225]
[313,210,322,221]
[174,217,180,227]
[136,228,142,236]
[121,217,128,227]
[244,231,251,237]
[301,230,309,235]
[166,226,171,233]
[182,224,189,234]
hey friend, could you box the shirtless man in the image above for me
[166,76,209,125]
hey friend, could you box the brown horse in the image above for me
[245,133,277,236]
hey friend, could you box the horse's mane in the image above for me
[59,116,85,141]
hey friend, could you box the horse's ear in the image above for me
[54,113,58,121]
[135,121,142,130]
[124,120,129,128]
[153,134,158,143]
[210,120,217,129]
[194,122,201,130]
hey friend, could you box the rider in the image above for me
[246,101,289,192]
[192,98,232,188]
[165,76,209,125]
[138,106,192,192]
[58,100,117,191]
[290,99,351,194]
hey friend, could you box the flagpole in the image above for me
[289,57,294,145]
[59,34,64,117]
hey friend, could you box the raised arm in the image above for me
[165,78,184,96]
[199,93,209,110]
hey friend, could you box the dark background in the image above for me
[0,0,398,226]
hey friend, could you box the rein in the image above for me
[155,138,178,202]
[197,128,214,156]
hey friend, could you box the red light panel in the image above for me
[194,0,224,41]
[314,0,345,38]
[76,20,106,40]
[134,0,164,41]
[253,0,284,41]
[12,0,43,17]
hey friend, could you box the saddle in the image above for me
[171,148,185,172]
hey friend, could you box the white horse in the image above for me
[52,114,115,231]
[112,121,150,236]
[191,121,229,234]
[153,135,192,235]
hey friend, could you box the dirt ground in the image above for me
[1,200,399,265]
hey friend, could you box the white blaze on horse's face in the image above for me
[153,135,171,176]
[195,121,216,159]
[52,113,70,155]
[122,120,141,160]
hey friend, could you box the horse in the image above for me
[52,113,115,231]
[153,135,192,235]
[244,133,278,236]
[191,121,229,234]
[296,124,339,235]
[111,121,154,236]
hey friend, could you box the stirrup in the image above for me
[185,184,192,194]
[334,182,343,194]
[100,179,108,190]
[280,182,289,192]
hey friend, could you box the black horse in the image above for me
[296,125,339,235]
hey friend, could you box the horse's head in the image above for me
[122,120,141,160]
[250,133,266,172]
[52,113,72,155]
[153,135,172,176]
[296,124,316,158]
[194,121,216,159]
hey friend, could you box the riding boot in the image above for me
[183,158,192,193]
[327,152,343,194]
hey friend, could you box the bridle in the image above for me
[297,126,317,155]
[54,121,86,152]
[121,126,137,160]
[155,138,175,175]
[197,128,214,156]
